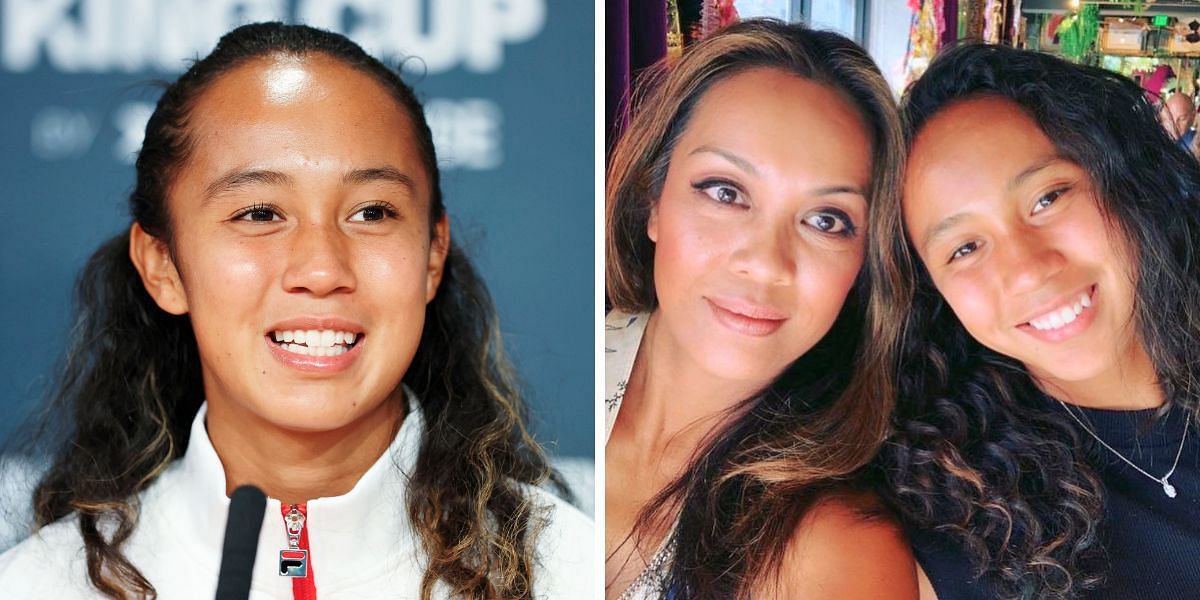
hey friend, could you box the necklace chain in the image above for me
[1056,400,1187,498]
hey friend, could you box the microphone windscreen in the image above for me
[215,484,267,600]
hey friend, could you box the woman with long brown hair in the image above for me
[605,18,914,599]
[871,44,1200,599]
[0,22,590,599]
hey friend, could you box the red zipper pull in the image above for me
[279,502,317,600]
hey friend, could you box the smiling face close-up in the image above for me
[142,53,447,434]
[904,95,1144,391]
[648,67,871,386]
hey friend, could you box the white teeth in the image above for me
[271,329,360,350]
[1027,289,1094,331]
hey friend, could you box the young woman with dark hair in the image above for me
[0,22,591,599]
[866,43,1200,599]
[605,19,914,600]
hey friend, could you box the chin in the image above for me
[248,391,383,433]
[1022,355,1111,388]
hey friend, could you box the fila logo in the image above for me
[279,549,308,578]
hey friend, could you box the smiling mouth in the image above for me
[1024,286,1095,332]
[267,329,361,357]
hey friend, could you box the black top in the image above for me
[912,401,1200,599]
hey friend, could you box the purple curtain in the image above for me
[606,0,668,154]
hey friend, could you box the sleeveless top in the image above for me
[911,399,1200,599]
[605,309,675,599]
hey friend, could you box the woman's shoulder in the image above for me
[0,514,99,597]
[762,490,918,599]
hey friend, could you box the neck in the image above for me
[621,311,770,460]
[1032,341,1164,410]
[205,391,405,505]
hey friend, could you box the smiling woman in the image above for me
[0,22,591,600]
[866,43,1200,600]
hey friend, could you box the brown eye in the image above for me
[1032,188,1068,214]
[234,204,282,222]
[692,179,745,206]
[801,209,856,237]
[949,241,980,262]
[349,203,398,222]
[804,213,843,233]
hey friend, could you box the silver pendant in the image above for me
[1162,477,1178,498]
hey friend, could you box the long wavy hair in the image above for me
[605,19,903,598]
[22,22,563,600]
[869,43,1200,598]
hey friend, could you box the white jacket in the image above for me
[0,401,594,599]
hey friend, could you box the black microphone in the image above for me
[215,484,267,600]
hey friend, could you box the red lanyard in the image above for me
[280,503,317,600]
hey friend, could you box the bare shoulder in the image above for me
[757,491,918,600]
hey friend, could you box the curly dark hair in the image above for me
[869,43,1200,598]
[21,22,564,600]
[606,19,904,598]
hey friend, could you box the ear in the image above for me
[128,223,189,315]
[426,214,450,303]
[647,201,660,243]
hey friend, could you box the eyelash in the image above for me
[232,202,281,222]
[348,202,400,222]
[804,209,858,238]
[1032,186,1069,214]
[692,178,744,206]
[948,240,980,263]
[230,202,400,223]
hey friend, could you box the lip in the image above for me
[264,316,365,374]
[705,296,788,337]
[1015,284,1097,343]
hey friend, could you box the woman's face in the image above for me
[903,96,1141,387]
[648,67,871,385]
[148,53,447,433]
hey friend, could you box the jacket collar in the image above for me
[153,393,424,588]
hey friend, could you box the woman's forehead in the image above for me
[173,54,431,200]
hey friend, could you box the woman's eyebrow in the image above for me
[689,145,760,177]
[203,169,292,204]
[1008,154,1067,192]
[342,166,416,191]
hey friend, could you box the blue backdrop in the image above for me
[0,0,594,459]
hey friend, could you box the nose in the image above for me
[728,222,795,286]
[281,222,356,297]
[997,230,1065,296]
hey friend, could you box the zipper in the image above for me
[279,502,317,600]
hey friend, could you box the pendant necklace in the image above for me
[1057,400,1187,498]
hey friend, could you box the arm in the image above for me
[755,495,919,600]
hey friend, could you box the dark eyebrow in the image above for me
[342,166,416,192]
[689,146,864,198]
[203,169,293,203]
[689,145,760,177]
[1008,154,1068,192]
[922,212,971,253]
